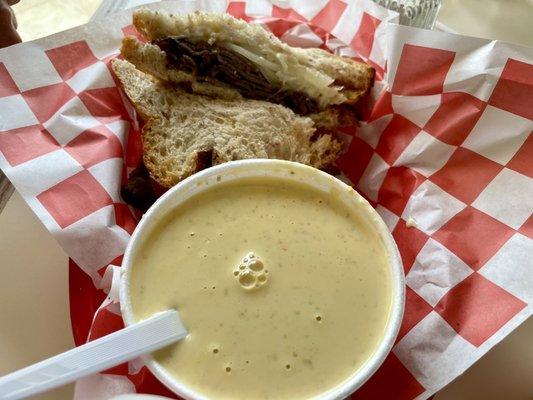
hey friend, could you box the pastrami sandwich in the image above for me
[111,10,374,209]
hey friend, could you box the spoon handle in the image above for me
[0,310,186,400]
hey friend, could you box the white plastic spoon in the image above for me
[0,310,187,400]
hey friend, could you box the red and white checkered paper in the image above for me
[0,0,532,399]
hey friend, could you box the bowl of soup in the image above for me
[120,159,405,400]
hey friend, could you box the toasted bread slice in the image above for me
[124,10,373,110]
[112,59,341,188]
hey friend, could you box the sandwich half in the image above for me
[112,59,341,189]
[121,10,374,115]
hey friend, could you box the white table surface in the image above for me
[1,1,532,399]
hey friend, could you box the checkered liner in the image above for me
[0,0,531,399]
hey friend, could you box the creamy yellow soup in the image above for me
[130,177,393,400]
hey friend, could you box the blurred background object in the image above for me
[12,0,101,41]
[439,0,533,46]
[372,0,441,29]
